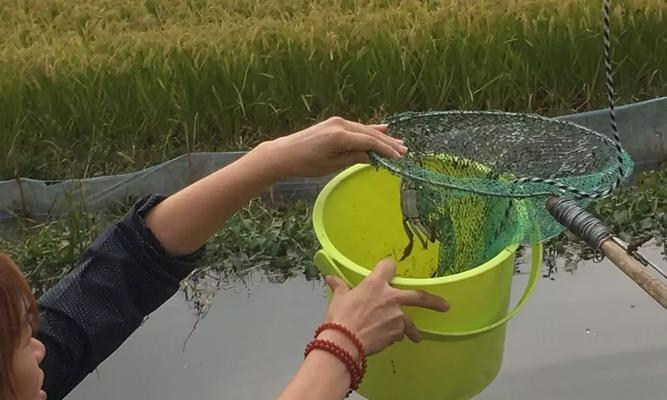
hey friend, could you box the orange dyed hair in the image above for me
[0,253,39,397]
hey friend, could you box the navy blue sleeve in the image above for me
[36,195,205,400]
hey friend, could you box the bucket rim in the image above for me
[313,163,519,287]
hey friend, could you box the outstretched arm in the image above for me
[37,116,405,400]
[144,116,405,256]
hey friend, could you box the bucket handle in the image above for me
[314,243,542,339]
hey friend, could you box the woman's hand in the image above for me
[260,116,407,179]
[277,259,448,400]
[144,115,403,257]
[323,258,449,356]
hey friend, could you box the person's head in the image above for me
[0,253,46,400]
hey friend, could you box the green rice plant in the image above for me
[0,0,664,179]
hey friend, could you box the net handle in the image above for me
[315,243,542,339]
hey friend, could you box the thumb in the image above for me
[325,275,350,295]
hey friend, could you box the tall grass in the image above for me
[3,163,665,297]
[0,0,665,179]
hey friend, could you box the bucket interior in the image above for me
[318,166,441,278]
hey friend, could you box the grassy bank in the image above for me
[0,200,320,298]
[1,0,665,179]
[1,164,665,301]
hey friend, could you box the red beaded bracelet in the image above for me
[304,339,362,397]
[315,322,366,357]
[315,322,367,378]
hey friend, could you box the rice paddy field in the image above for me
[0,0,665,179]
[1,3,665,398]
[0,0,665,296]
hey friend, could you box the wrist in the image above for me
[244,140,287,183]
[316,321,367,378]
[316,330,360,361]
[305,322,368,397]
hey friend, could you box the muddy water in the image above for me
[65,245,667,400]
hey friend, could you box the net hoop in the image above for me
[369,110,632,199]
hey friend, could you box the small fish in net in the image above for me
[369,111,633,277]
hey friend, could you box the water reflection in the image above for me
[66,244,667,400]
[180,238,666,321]
[69,269,335,400]
[4,213,666,399]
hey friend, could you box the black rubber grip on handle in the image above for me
[546,197,611,249]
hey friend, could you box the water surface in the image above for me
[63,245,667,399]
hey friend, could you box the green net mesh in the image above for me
[369,110,634,277]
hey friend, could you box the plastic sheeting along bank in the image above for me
[1,97,665,221]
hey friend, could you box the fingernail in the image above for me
[398,145,408,154]
[394,138,405,144]
[392,150,401,159]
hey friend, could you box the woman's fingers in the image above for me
[325,275,350,296]
[366,124,403,144]
[396,289,450,312]
[366,124,405,144]
[368,124,404,144]
[403,315,422,343]
[369,258,398,282]
[368,124,388,133]
[340,132,400,159]
[343,121,406,155]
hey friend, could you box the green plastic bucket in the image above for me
[313,164,541,400]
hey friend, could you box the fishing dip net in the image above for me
[369,0,634,277]
[369,111,633,277]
